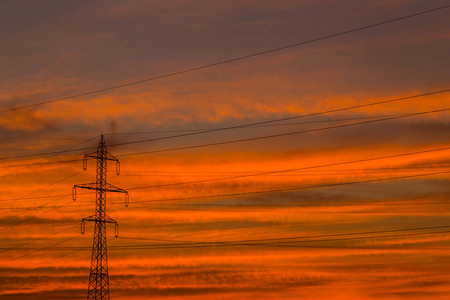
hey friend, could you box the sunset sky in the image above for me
[0,1,449,299]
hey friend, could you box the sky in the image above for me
[0,0,449,299]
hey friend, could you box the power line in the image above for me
[0,171,82,210]
[0,198,72,231]
[106,114,400,136]
[1,248,85,277]
[0,146,447,205]
[0,234,80,267]
[106,229,450,249]
[126,147,450,191]
[0,89,448,162]
[0,135,99,162]
[143,206,450,214]
[1,4,449,114]
[1,200,449,212]
[0,224,79,256]
[0,135,98,182]
[0,158,81,169]
[2,235,447,277]
[119,166,450,174]
[117,225,450,243]
[2,225,449,251]
[151,200,450,208]
[125,170,450,204]
[117,107,450,157]
[0,237,115,277]
[107,231,450,250]
[0,191,91,202]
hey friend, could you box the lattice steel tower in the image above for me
[73,135,129,300]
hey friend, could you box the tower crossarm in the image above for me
[83,214,117,224]
[85,151,119,162]
[74,183,128,194]
[81,214,120,237]
[105,183,127,194]
[74,183,97,191]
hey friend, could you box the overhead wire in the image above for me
[0,89,449,162]
[0,197,71,231]
[0,237,115,277]
[117,165,450,177]
[142,207,450,214]
[124,169,450,204]
[0,146,448,206]
[125,147,450,191]
[0,234,81,267]
[117,107,450,157]
[109,231,450,250]
[2,225,450,252]
[104,114,401,136]
[0,135,98,182]
[0,171,83,210]
[3,230,448,277]
[116,224,450,244]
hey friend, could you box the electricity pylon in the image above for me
[73,135,129,300]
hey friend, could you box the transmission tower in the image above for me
[73,135,129,300]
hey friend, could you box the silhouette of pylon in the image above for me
[73,135,129,300]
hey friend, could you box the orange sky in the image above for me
[0,1,449,299]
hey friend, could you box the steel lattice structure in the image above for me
[73,135,129,300]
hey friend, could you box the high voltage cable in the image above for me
[2,240,447,278]
[2,225,450,252]
[0,146,448,205]
[109,231,450,250]
[0,89,448,162]
[145,206,450,214]
[124,170,450,204]
[0,224,79,256]
[0,135,98,181]
[0,158,81,169]
[1,215,448,275]
[151,200,450,208]
[117,225,450,244]
[1,204,448,273]
[0,234,81,267]
[117,165,450,175]
[0,105,446,170]
[4,230,449,251]
[0,198,71,231]
[3,227,449,252]
[0,171,82,210]
[0,4,449,114]
[125,147,450,191]
[2,200,450,212]
[118,168,450,178]
[1,248,84,277]
[106,114,399,136]
[117,107,450,157]
[0,237,115,277]
[0,191,92,202]
[112,100,448,153]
